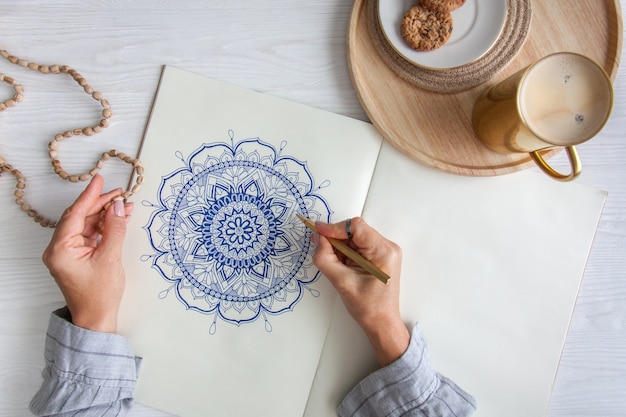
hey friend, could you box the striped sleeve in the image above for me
[338,324,476,417]
[29,307,141,417]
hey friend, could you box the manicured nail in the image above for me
[312,233,320,246]
[113,196,125,217]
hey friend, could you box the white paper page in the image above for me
[118,66,382,417]
[307,141,606,417]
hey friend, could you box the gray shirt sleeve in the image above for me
[338,324,476,417]
[29,307,142,417]
[30,311,474,417]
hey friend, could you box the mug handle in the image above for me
[529,146,582,182]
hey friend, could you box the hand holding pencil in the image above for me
[309,216,410,366]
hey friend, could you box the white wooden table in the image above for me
[0,1,624,416]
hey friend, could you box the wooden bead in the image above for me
[34,215,43,223]
[13,93,23,102]
[89,168,99,176]
[55,133,64,141]
[100,119,110,128]
[84,85,94,94]
[16,181,25,189]
[50,65,61,74]
[59,65,69,73]
[123,191,132,199]
[136,166,145,175]
[92,91,103,100]
[59,171,69,180]
[39,65,50,74]
[96,160,105,168]
[93,126,103,133]
[15,84,24,93]
[73,128,82,136]
[40,219,50,227]
[131,184,141,194]
[14,190,24,197]
[20,204,30,212]
[123,156,134,164]
[17,59,28,67]
[3,76,15,84]
[102,108,112,118]
[49,150,58,159]
[63,130,73,138]
[48,140,59,150]
[117,152,127,160]
[54,166,63,174]
[8,56,18,64]
[0,103,6,111]
[108,150,118,157]
[68,175,79,183]
[79,173,90,181]
[132,159,142,167]
[51,159,61,167]
[28,62,39,70]
[15,198,24,205]
[5,99,16,107]
[100,99,110,108]
[78,78,88,87]
[0,155,6,165]
[137,175,144,185]
[0,50,9,58]
[102,153,110,161]
[27,209,37,217]
[83,127,94,136]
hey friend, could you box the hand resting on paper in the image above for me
[42,174,133,333]
[312,217,410,366]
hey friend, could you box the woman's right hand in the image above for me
[312,217,410,366]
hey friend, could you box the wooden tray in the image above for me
[347,0,623,176]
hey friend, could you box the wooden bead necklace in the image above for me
[0,45,144,228]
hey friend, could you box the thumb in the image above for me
[98,198,129,257]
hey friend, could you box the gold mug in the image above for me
[472,52,613,181]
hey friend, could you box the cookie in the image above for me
[401,5,453,51]
[421,0,466,13]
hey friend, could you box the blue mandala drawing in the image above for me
[142,131,332,333]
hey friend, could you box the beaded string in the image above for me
[0,46,144,228]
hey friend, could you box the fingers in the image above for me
[52,175,102,237]
[312,234,352,286]
[315,217,385,250]
[98,199,134,258]
[315,219,351,240]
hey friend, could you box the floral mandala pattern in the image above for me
[143,132,331,333]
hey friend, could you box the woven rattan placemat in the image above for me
[366,0,532,93]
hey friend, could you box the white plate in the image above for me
[379,0,507,69]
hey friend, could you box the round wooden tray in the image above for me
[347,0,623,176]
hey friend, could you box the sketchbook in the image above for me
[118,66,607,417]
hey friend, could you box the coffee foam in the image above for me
[519,54,612,146]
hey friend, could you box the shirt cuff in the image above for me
[29,307,142,416]
[338,324,476,417]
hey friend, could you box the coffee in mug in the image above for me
[472,52,613,181]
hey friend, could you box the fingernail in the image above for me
[312,233,320,246]
[113,196,124,217]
